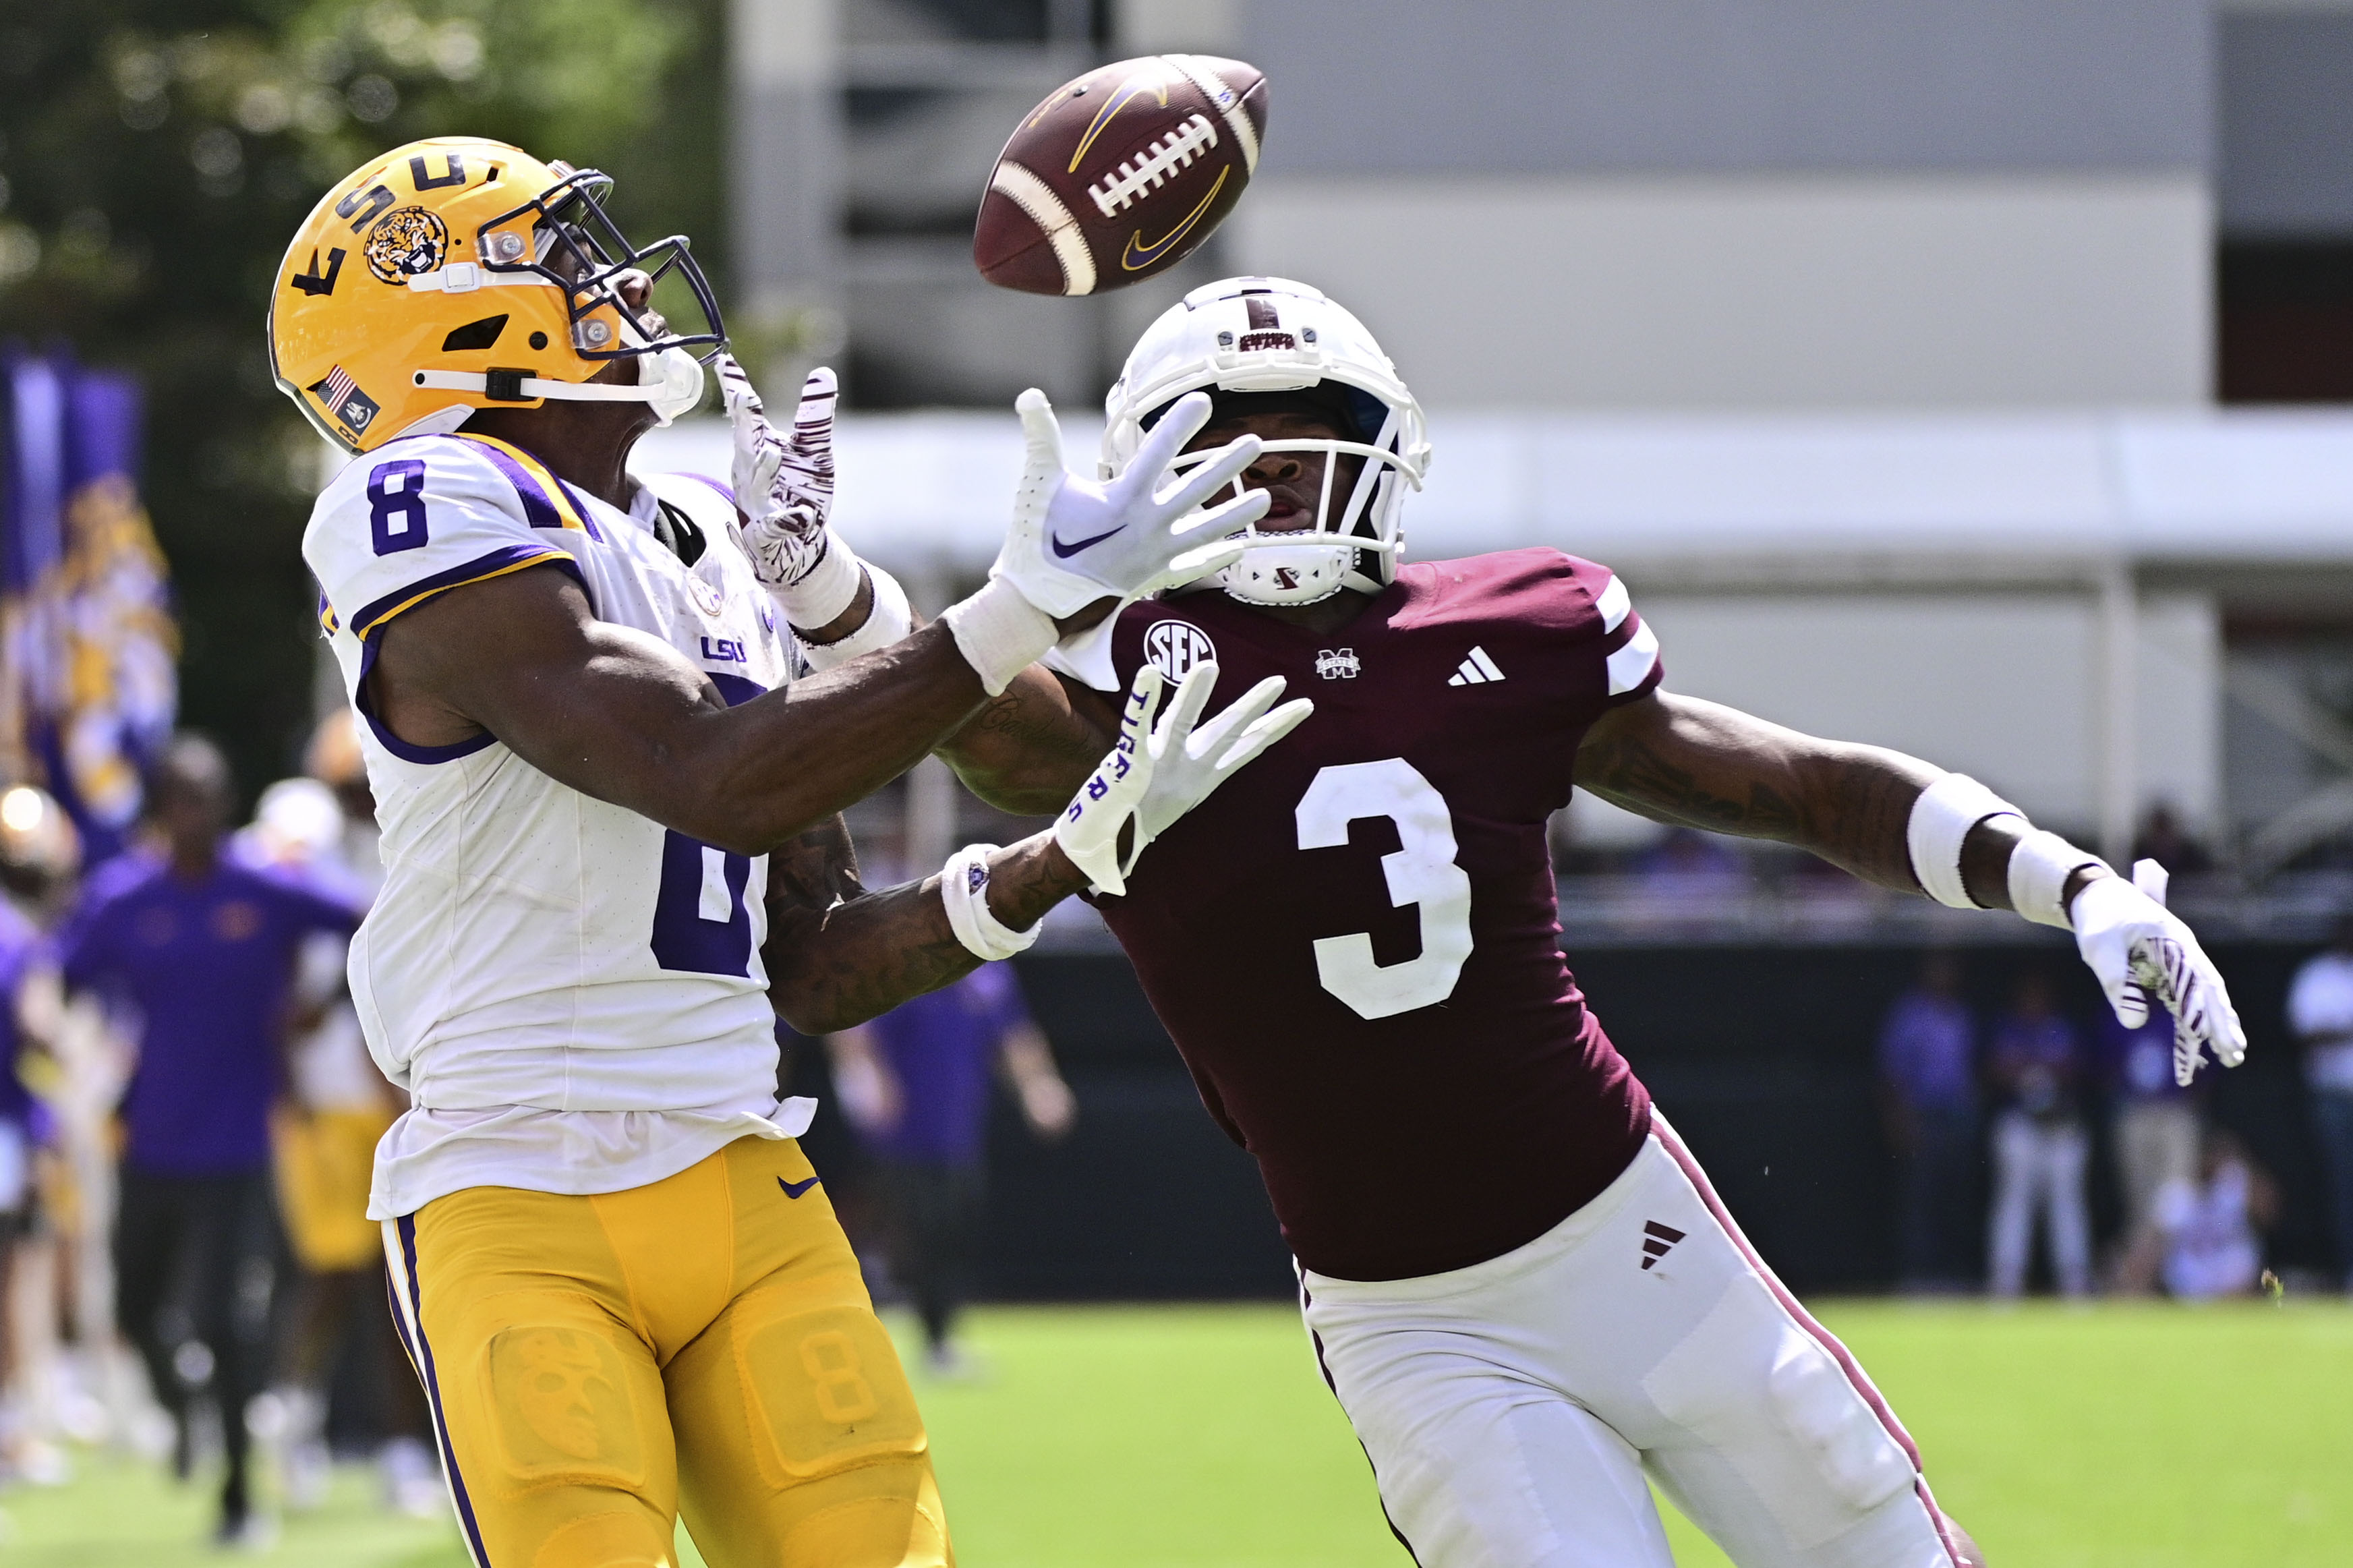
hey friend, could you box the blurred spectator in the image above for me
[0,833,60,1476]
[0,786,82,927]
[1985,970,2091,1298]
[2287,914,2353,1291]
[235,714,439,1519]
[2130,803,2212,877]
[1876,953,1979,1291]
[57,736,359,1544]
[2118,1130,2278,1300]
[2099,1001,2203,1293]
[0,786,105,1483]
[827,963,1073,1375]
[1633,827,1747,902]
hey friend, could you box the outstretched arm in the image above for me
[372,564,994,857]
[1577,688,2245,1086]
[760,815,1088,1035]
[764,659,1308,1032]
[939,666,1121,816]
[1573,690,2045,908]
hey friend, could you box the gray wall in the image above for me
[1248,0,2210,176]
[2221,10,2353,235]
[1225,0,2215,408]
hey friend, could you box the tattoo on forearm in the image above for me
[1810,757,1925,887]
[1586,733,1804,838]
[970,693,1103,767]
[1581,714,1929,891]
[771,877,981,1030]
[765,818,863,910]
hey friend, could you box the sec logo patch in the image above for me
[1144,620,1215,681]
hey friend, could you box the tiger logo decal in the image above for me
[364,205,449,284]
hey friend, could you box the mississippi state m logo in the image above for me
[1144,619,1216,680]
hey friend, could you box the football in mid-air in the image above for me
[974,54,1267,297]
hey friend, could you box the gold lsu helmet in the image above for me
[268,136,724,455]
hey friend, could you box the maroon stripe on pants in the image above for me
[1650,1115,1965,1568]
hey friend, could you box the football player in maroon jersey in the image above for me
[937,278,2246,1568]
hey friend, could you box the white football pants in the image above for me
[1987,1109,2091,1299]
[1298,1118,1962,1568]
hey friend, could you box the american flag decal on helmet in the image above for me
[310,365,380,433]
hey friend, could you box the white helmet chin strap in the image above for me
[408,347,704,426]
[1221,539,1357,605]
[1197,425,1403,606]
[409,284,708,426]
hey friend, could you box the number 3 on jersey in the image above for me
[1296,759,1473,1019]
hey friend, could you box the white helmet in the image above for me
[1102,277,1429,606]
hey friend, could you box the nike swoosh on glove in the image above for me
[1054,660,1311,897]
[720,354,838,589]
[995,388,1267,627]
[2070,863,2248,1086]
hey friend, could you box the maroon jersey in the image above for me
[1091,548,1663,1281]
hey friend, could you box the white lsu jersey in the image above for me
[302,432,809,1220]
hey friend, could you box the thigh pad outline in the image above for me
[477,1317,655,1496]
[731,1291,927,1486]
[1642,1277,1914,1552]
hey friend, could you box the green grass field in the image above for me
[1,1300,2346,1566]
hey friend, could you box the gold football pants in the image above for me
[277,1106,396,1271]
[384,1136,950,1568]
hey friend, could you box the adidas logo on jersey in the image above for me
[1447,646,1505,686]
[1641,1220,1686,1271]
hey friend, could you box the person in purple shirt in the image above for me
[825,962,1073,1374]
[2099,1001,2202,1291]
[1876,952,1979,1291]
[57,736,359,1544]
[1984,968,2091,1298]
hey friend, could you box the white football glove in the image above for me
[2070,858,2246,1087]
[1130,664,1312,852]
[719,354,852,608]
[998,388,1266,627]
[1055,660,1310,896]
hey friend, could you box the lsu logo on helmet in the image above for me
[268,136,726,455]
[362,206,450,283]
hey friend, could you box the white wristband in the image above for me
[940,844,1041,961]
[2008,828,2106,930]
[1905,773,2023,908]
[797,563,912,671]
[940,576,1056,696]
[773,531,865,629]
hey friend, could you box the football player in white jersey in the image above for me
[270,138,1309,1568]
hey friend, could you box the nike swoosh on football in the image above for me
[1122,167,1231,272]
[777,1174,821,1199]
[1051,524,1125,558]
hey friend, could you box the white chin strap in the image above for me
[411,346,705,427]
[1221,540,1357,605]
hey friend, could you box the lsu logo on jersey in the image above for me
[1144,619,1215,681]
